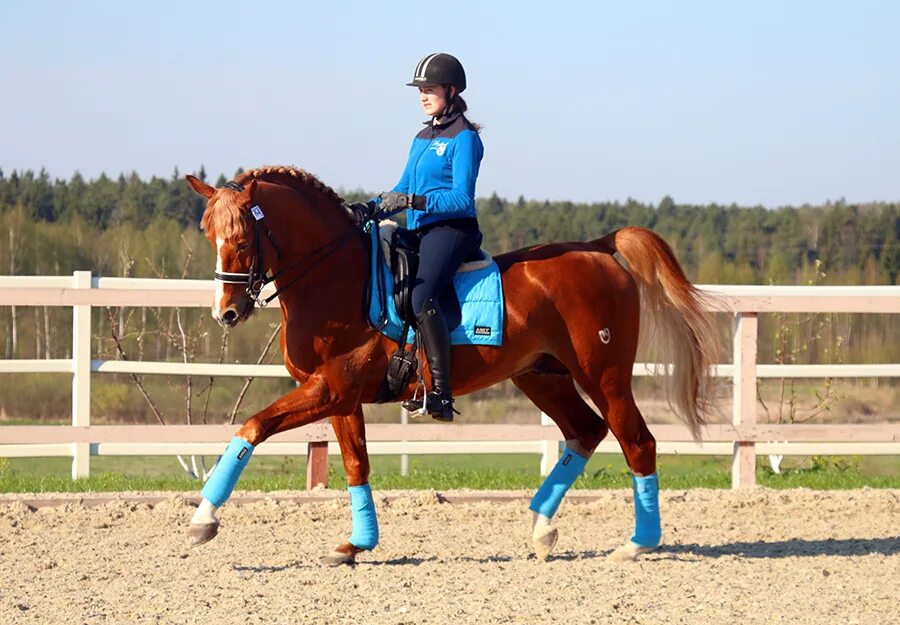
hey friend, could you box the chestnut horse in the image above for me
[185,166,718,564]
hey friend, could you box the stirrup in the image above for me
[401,381,428,417]
[401,392,457,422]
[400,397,426,416]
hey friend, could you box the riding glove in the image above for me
[347,201,377,226]
[379,192,427,212]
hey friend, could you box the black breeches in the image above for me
[411,221,482,315]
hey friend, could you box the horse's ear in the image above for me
[185,174,216,199]
[246,179,258,198]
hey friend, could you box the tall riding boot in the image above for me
[415,299,456,422]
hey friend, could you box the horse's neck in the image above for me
[275,240,365,313]
[259,184,368,360]
[266,191,369,368]
[275,250,368,375]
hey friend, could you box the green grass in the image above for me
[1,453,897,493]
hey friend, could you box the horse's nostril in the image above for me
[222,309,238,325]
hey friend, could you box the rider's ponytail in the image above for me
[452,95,482,133]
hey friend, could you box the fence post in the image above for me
[306,441,329,489]
[732,312,758,488]
[400,406,410,476]
[71,271,92,479]
[539,411,558,476]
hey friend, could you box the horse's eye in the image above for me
[235,242,250,252]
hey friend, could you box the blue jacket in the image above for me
[391,112,484,230]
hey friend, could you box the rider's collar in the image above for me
[426,109,462,128]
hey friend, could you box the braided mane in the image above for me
[236,165,346,207]
[204,165,348,239]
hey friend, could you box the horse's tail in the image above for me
[599,226,719,442]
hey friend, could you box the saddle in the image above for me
[380,222,492,325]
[373,222,493,404]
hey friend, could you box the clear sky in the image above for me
[2,0,899,207]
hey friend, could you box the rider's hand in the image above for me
[347,201,377,226]
[379,192,428,212]
[379,191,413,212]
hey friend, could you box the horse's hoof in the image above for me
[190,522,219,546]
[608,541,655,562]
[321,542,365,567]
[320,551,356,566]
[532,526,559,561]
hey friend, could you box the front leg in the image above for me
[235,373,358,444]
[190,373,358,545]
[321,407,379,566]
[529,443,590,560]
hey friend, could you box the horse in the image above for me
[184,166,719,564]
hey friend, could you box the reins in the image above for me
[259,230,358,305]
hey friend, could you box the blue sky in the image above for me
[2,0,898,206]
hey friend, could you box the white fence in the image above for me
[1,273,899,489]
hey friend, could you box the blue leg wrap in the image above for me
[347,483,379,550]
[201,437,254,507]
[529,449,589,518]
[631,473,661,547]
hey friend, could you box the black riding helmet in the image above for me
[406,53,466,93]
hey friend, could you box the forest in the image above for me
[1,166,897,285]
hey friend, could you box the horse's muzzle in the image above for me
[221,309,239,327]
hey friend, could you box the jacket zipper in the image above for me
[410,125,439,228]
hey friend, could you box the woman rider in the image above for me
[351,53,484,422]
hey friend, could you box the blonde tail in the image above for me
[600,227,719,441]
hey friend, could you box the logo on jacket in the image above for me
[430,141,448,156]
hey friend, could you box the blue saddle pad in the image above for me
[366,223,504,346]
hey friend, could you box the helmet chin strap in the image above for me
[437,85,455,121]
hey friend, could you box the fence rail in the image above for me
[2,273,899,488]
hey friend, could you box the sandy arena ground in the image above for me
[0,488,898,625]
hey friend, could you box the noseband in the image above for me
[213,180,356,308]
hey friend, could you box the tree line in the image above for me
[2,167,898,285]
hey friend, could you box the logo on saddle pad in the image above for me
[474,326,492,336]
[430,141,448,156]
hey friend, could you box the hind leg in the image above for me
[575,366,661,561]
[583,366,656,476]
[512,370,609,560]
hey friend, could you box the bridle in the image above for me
[213,181,357,309]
